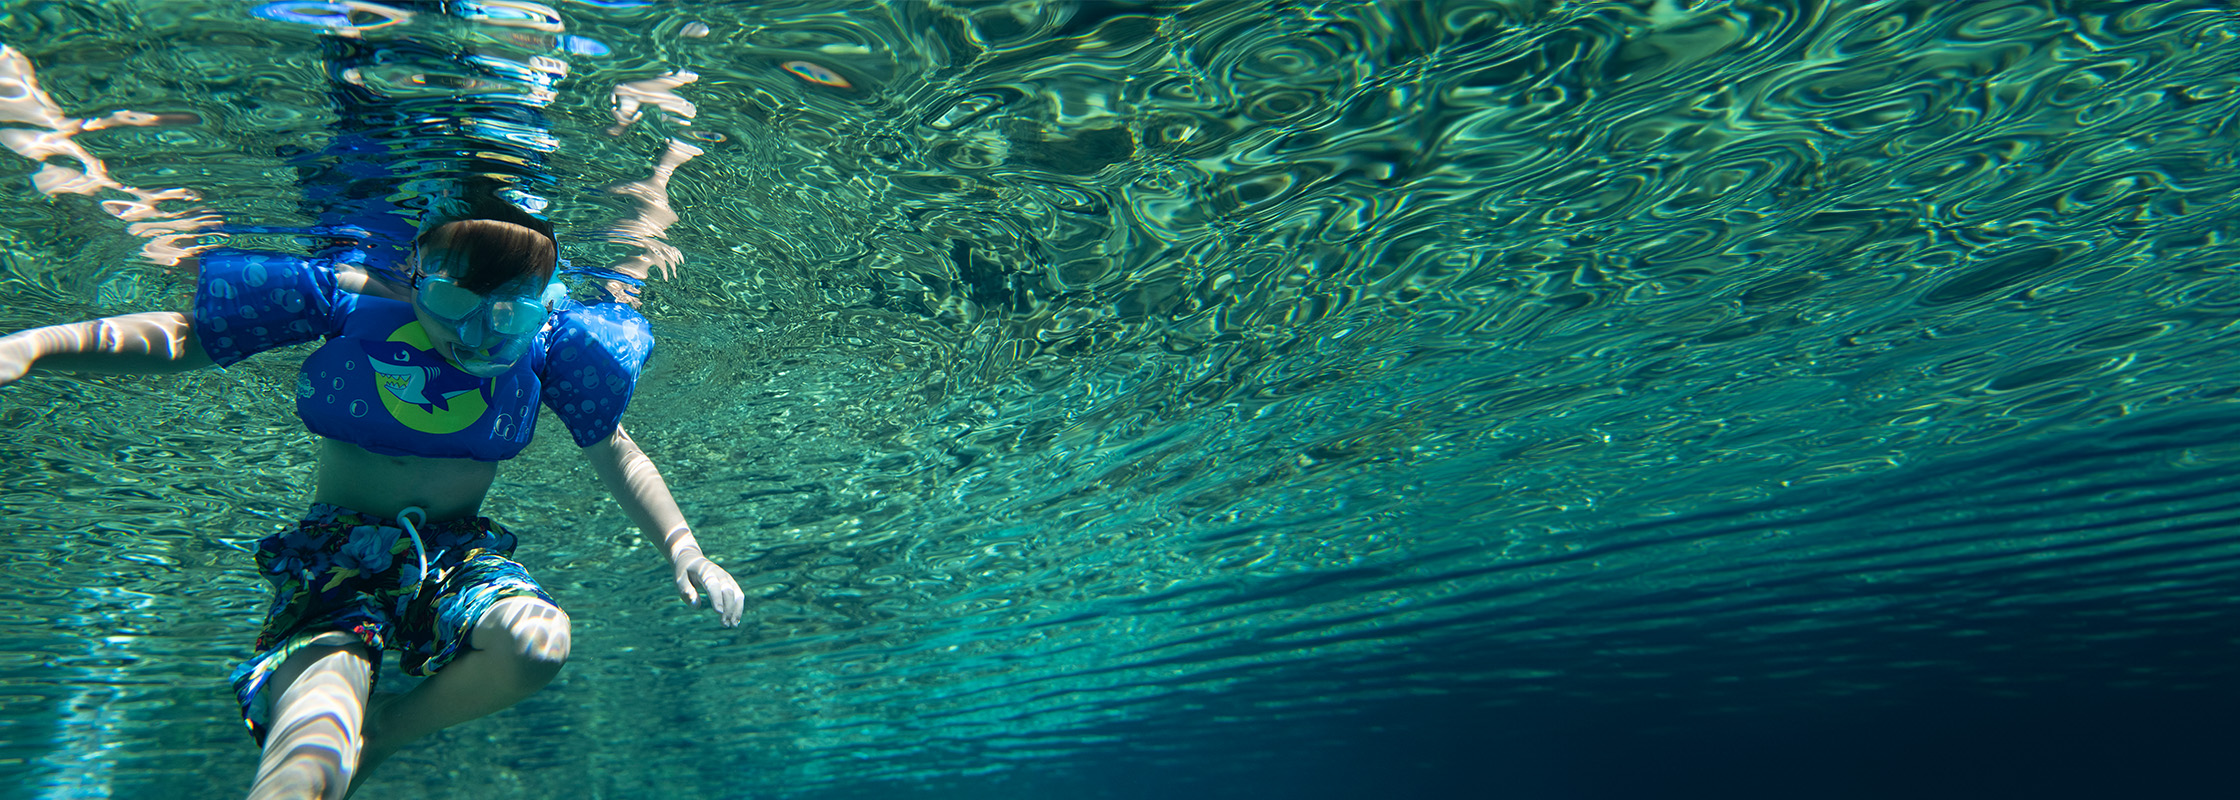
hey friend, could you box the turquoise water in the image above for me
[4,1,2240,798]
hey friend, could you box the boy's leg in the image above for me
[246,633,376,800]
[351,596,572,785]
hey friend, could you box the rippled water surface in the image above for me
[5,1,2240,798]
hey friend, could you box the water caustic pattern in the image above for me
[3,0,2240,797]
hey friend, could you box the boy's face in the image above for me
[409,246,551,377]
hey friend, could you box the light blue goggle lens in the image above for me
[419,277,547,336]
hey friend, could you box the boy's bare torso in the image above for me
[314,437,498,521]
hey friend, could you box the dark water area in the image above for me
[938,692,2240,800]
[779,405,2240,800]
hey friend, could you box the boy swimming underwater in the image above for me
[0,4,740,797]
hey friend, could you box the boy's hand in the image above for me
[0,333,36,387]
[675,554,744,628]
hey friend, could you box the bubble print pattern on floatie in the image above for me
[191,250,332,366]
[540,301,653,446]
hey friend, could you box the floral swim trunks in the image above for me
[228,503,556,744]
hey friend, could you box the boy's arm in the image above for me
[584,422,744,627]
[0,311,214,386]
[334,263,413,302]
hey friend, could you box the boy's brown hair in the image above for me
[415,178,559,293]
[417,219,557,293]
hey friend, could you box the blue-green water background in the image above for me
[5,1,2240,798]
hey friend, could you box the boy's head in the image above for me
[408,182,562,376]
[413,181,558,289]
[414,217,557,290]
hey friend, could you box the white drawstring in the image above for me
[397,506,432,588]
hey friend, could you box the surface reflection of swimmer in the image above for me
[0,5,737,800]
[0,44,214,265]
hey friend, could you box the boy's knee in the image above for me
[475,597,571,676]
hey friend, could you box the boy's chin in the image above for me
[446,343,518,377]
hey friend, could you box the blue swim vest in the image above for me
[191,247,652,460]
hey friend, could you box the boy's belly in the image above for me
[311,436,499,522]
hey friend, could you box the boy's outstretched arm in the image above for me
[0,311,213,386]
[584,422,745,627]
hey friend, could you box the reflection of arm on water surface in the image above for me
[0,44,213,267]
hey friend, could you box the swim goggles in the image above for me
[414,274,563,336]
[413,274,568,377]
